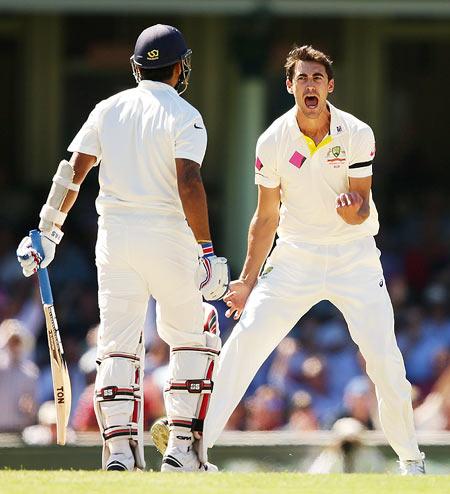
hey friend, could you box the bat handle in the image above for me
[30,229,54,306]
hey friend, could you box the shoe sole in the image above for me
[151,418,169,456]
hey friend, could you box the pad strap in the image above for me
[52,174,80,192]
[41,226,64,245]
[168,417,204,433]
[103,424,138,442]
[95,385,141,402]
[165,379,213,394]
[39,204,68,227]
[171,346,220,357]
[99,352,141,363]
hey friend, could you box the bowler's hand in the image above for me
[335,191,365,225]
[223,280,253,320]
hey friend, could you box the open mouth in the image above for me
[304,95,319,109]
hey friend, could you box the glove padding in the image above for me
[16,232,57,277]
[197,255,230,301]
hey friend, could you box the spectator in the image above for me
[285,390,319,431]
[397,306,447,393]
[267,336,301,394]
[299,356,340,427]
[22,400,76,445]
[339,375,377,430]
[72,339,98,432]
[37,336,86,415]
[316,318,360,405]
[145,335,170,374]
[245,385,286,431]
[415,365,450,431]
[0,319,39,431]
[423,283,450,348]
[224,402,247,432]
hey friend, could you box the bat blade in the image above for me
[43,304,72,445]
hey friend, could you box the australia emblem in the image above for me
[332,146,341,158]
[327,145,347,167]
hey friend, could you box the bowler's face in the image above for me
[286,60,334,119]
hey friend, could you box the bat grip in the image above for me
[30,229,54,305]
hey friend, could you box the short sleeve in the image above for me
[174,112,207,165]
[68,104,103,165]
[254,134,280,188]
[348,126,376,178]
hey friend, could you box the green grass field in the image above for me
[0,471,448,494]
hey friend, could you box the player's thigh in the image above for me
[240,241,325,333]
[155,291,204,347]
[230,242,325,355]
[148,234,205,347]
[327,239,397,357]
[332,284,396,354]
[96,221,149,356]
[231,277,318,357]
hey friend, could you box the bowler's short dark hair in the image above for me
[285,45,334,81]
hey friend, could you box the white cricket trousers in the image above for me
[204,236,421,461]
[95,210,204,355]
[94,210,205,433]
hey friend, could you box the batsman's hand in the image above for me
[223,280,253,320]
[16,231,57,277]
[197,255,230,301]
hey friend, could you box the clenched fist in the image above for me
[335,191,367,225]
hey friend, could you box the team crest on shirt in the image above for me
[326,146,347,168]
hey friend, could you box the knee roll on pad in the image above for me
[94,352,145,470]
[203,302,219,335]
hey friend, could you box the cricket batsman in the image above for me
[17,24,229,472]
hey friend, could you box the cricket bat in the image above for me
[30,229,72,445]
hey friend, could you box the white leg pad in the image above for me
[94,352,146,470]
[164,303,221,463]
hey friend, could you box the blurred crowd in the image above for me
[0,180,449,444]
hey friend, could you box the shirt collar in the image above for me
[287,106,301,140]
[138,80,179,95]
[327,101,345,136]
[287,100,345,140]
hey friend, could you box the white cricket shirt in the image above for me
[68,80,207,218]
[255,102,379,244]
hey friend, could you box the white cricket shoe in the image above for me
[161,446,218,473]
[106,452,135,471]
[399,453,426,475]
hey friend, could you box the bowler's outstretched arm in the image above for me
[224,184,280,319]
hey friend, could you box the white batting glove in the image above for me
[16,228,62,277]
[196,242,230,301]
